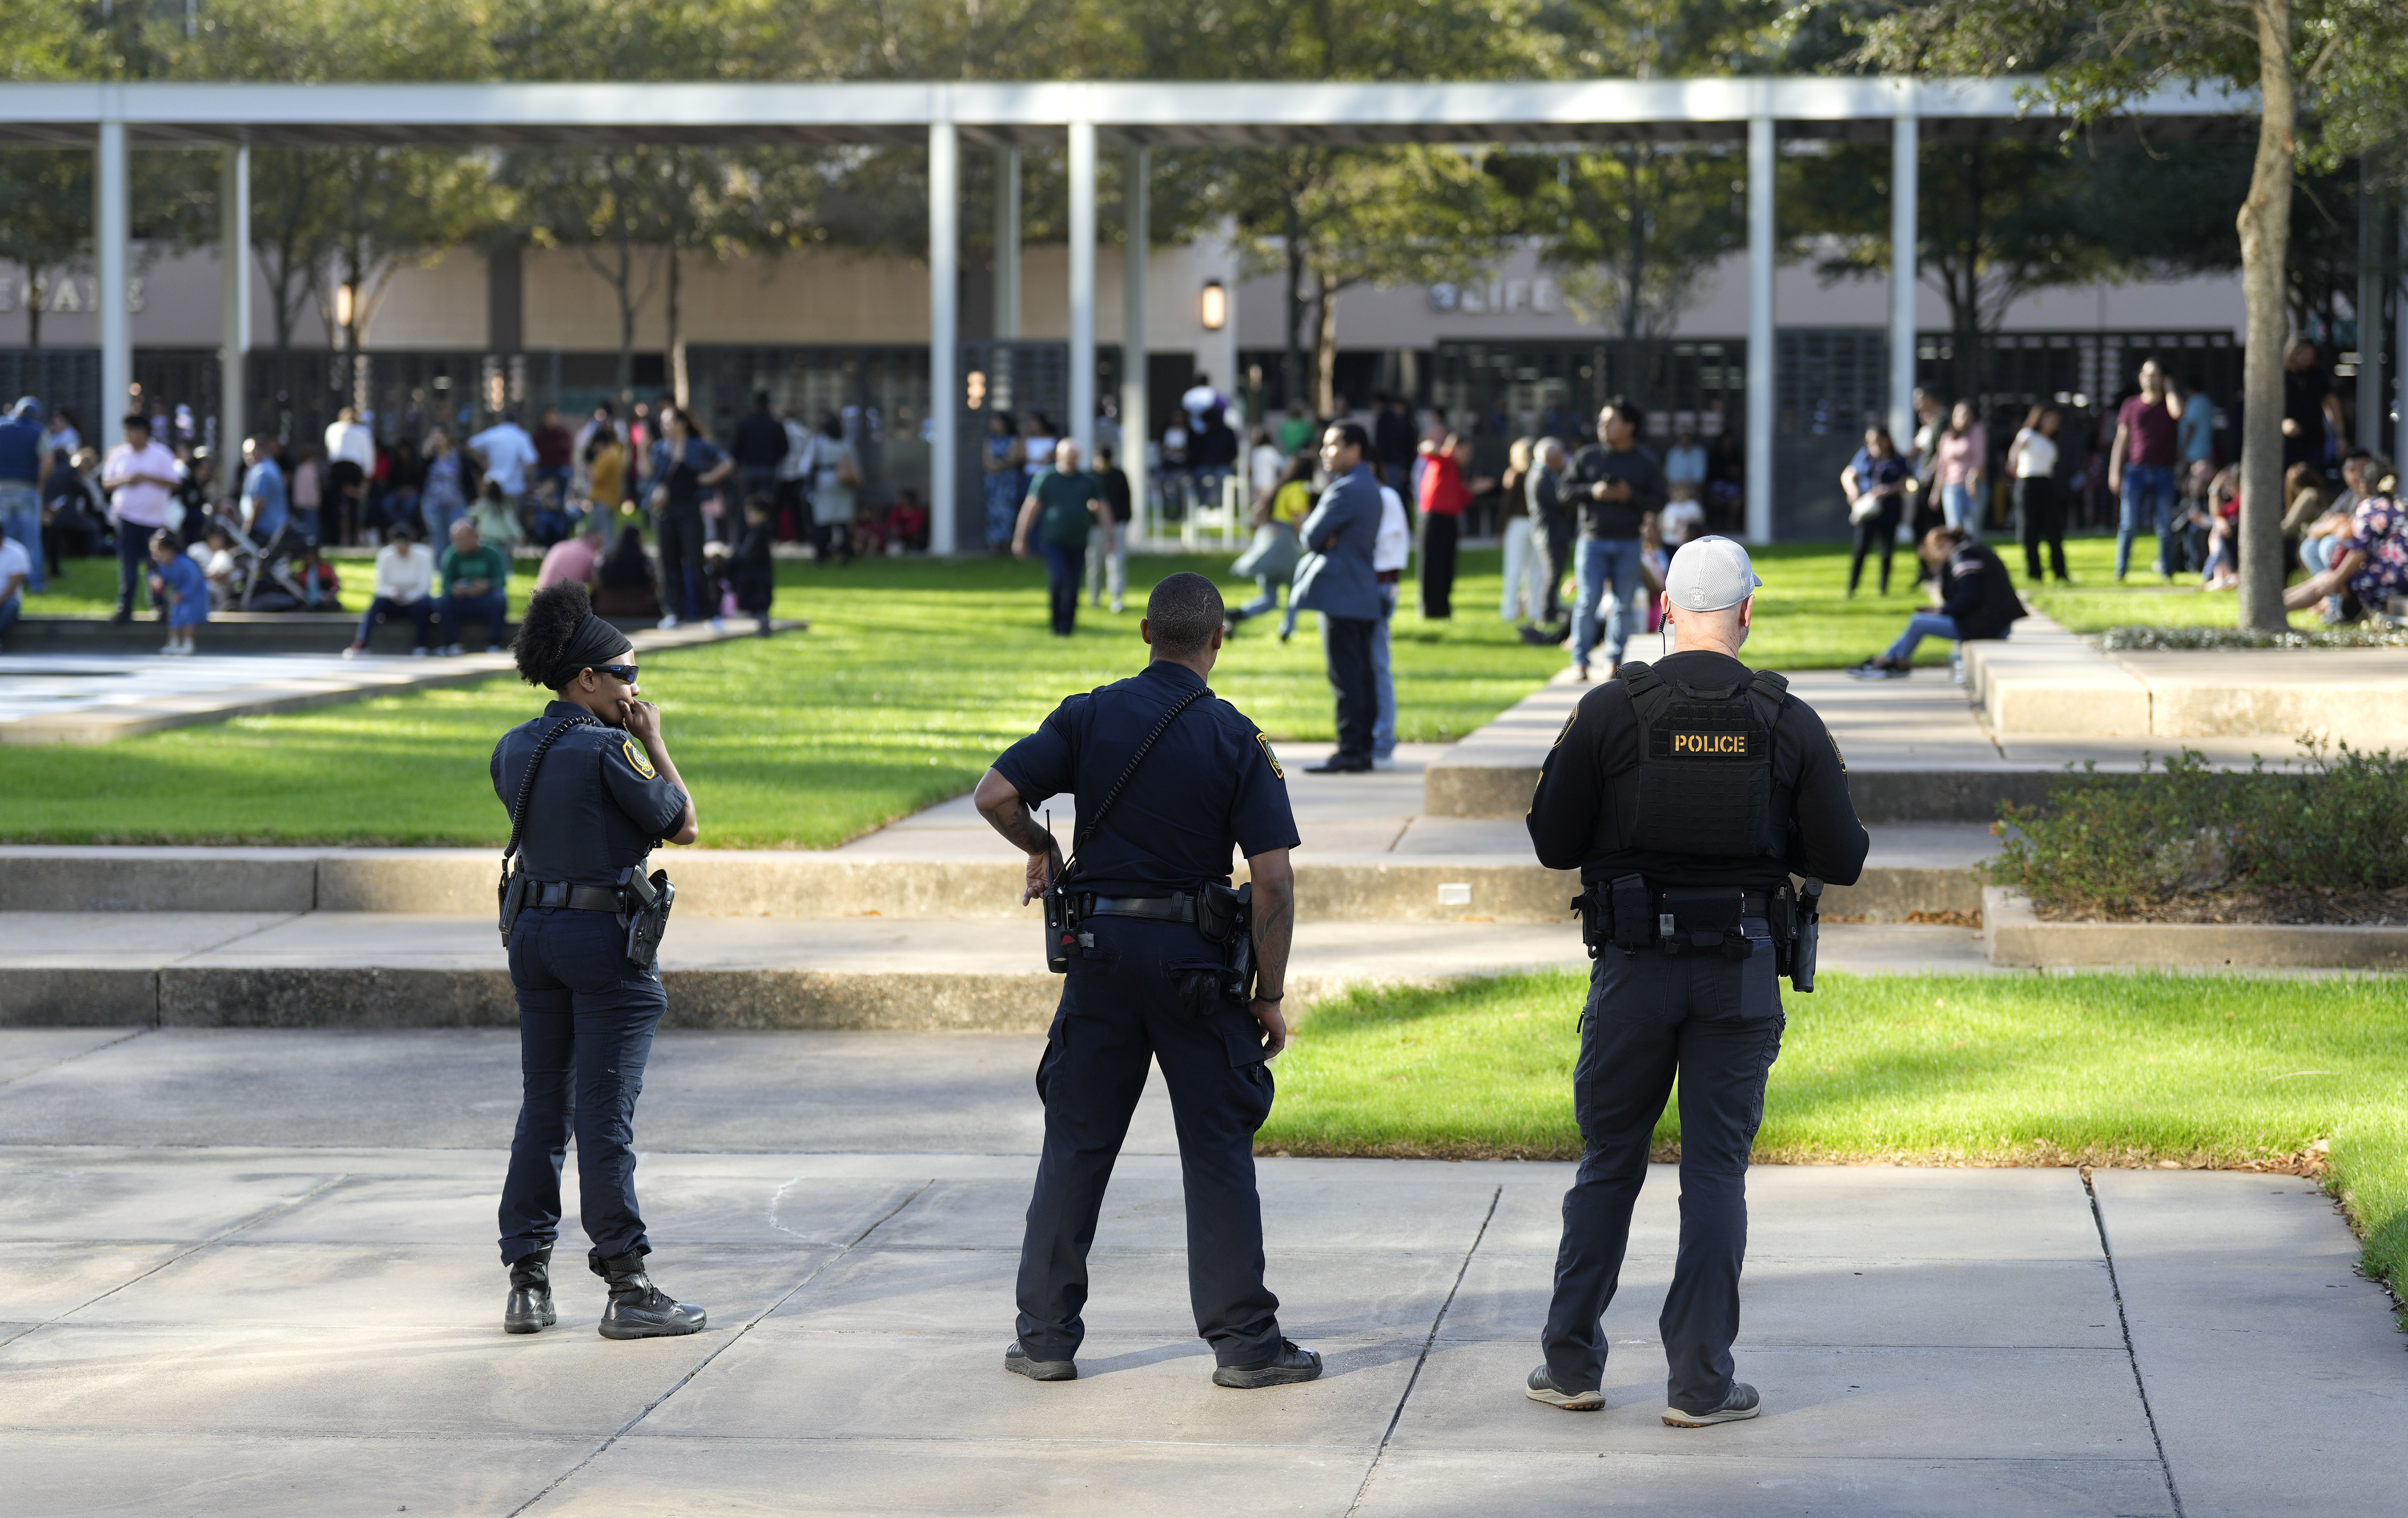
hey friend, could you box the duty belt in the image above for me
[527,880,626,913]
[1083,892,1199,924]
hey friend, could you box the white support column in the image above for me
[994,146,1021,340]
[2357,160,2381,462]
[95,118,131,437]
[1121,143,1150,528]
[1745,115,1775,544]
[2397,200,2407,474]
[1068,119,1097,462]
[220,144,250,473]
[1889,108,1919,451]
[928,120,959,555]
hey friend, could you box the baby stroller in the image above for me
[212,509,313,612]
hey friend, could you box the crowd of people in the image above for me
[0,387,932,655]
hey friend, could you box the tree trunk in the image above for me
[1314,271,1340,418]
[666,245,687,409]
[24,265,42,347]
[1958,147,1985,406]
[1283,200,1306,412]
[2236,0,2296,633]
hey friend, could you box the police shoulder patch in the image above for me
[1551,712,1577,748]
[1256,731,1285,779]
[621,736,658,779]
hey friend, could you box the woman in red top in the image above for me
[1416,432,1493,620]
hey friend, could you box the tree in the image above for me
[1857,0,2408,631]
[1786,139,2122,400]
[316,148,497,353]
[0,151,90,347]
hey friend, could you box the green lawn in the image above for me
[2,533,2328,845]
[1267,969,2408,1297]
[0,550,1558,847]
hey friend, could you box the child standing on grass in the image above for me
[732,496,776,636]
[148,530,207,656]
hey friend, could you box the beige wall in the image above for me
[3,238,2248,354]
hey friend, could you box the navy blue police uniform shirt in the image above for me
[491,702,689,886]
[993,661,1300,898]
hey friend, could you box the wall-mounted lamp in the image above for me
[1199,279,1228,332]
[334,283,356,330]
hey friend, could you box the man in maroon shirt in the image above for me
[2109,359,2185,581]
[532,406,576,517]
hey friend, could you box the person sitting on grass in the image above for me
[730,495,776,637]
[2284,455,2404,625]
[439,517,511,656]
[535,517,607,592]
[148,529,207,657]
[345,520,437,658]
[1849,526,2024,679]
[593,523,660,620]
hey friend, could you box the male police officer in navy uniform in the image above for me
[972,571,1323,1389]
[1522,536,1867,1426]
[491,582,706,1340]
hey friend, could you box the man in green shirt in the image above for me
[1013,441,1105,636]
[439,517,513,655]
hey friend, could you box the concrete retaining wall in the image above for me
[0,847,1977,925]
[0,963,1484,1033]
[1983,886,2408,969]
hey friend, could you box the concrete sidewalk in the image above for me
[1,1026,2399,1517]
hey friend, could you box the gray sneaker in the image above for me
[1663,1381,1761,1427]
[1525,1364,1604,1411]
[1004,1341,1076,1382]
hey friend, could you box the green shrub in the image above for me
[1985,744,2408,916]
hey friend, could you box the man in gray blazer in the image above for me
[1293,422,1384,773]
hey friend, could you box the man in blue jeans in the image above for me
[0,398,47,594]
[1567,399,1665,681]
[2110,359,2184,581]
[1012,439,1104,637]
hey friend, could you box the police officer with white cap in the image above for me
[1521,534,1868,1427]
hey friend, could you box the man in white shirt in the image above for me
[324,405,376,541]
[468,412,538,537]
[0,514,29,641]
[342,519,438,657]
[100,413,182,623]
[1370,481,1412,768]
[1182,375,1225,434]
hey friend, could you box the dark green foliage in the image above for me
[1987,745,2408,915]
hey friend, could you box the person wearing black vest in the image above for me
[972,571,1322,1390]
[1523,535,1868,1428]
[490,583,705,1341]
[1849,526,2026,678]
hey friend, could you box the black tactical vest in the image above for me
[1616,660,1788,862]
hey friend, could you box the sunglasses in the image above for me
[598,664,639,684]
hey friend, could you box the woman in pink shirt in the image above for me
[1935,401,1987,532]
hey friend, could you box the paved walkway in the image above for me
[1,1026,2399,1516]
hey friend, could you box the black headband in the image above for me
[547,613,635,688]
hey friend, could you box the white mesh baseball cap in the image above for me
[1663,535,1763,613]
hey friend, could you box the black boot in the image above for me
[504,1248,556,1334]
[592,1251,707,1340]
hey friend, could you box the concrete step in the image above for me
[0,912,1994,1030]
[0,824,1995,924]
[1965,627,2408,741]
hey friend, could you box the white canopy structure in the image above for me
[0,77,2261,548]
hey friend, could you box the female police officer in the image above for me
[492,581,704,1339]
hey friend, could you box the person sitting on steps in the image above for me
[1849,526,2024,679]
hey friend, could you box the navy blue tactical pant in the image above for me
[1016,916,1283,1368]
[1542,919,1785,1414]
[498,907,667,1267]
